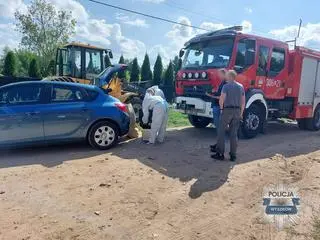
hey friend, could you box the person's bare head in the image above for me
[226,70,237,81]
[218,68,226,80]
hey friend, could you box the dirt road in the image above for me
[0,123,320,240]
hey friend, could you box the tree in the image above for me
[153,54,163,85]
[104,54,112,68]
[163,61,175,102]
[0,47,11,74]
[118,55,125,64]
[130,58,140,82]
[15,49,38,77]
[15,0,76,76]
[173,55,182,73]
[47,59,55,76]
[28,58,41,78]
[141,53,152,82]
[118,55,126,79]
[3,51,17,76]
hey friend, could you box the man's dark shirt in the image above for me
[212,80,227,106]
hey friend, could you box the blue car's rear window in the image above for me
[85,89,99,101]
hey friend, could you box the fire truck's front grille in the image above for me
[183,84,213,97]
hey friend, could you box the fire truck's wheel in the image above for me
[127,97,142,123]
[306,105,320,131]
[188,115,211,128]
[241,104,263,139]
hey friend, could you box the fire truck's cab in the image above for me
[175,27,320,138]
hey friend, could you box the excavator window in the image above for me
[85,49,102,80]
[56,48,72,77]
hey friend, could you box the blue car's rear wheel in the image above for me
[88,121,119,150]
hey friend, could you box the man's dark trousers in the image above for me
[216,108,241,156]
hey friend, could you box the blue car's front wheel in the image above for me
[88,121,119,150]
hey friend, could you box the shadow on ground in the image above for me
[111,123,320,199]
[1,123,320,199]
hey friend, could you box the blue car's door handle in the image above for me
[25,111,40,116]
[57,115,66,119]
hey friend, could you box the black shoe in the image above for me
[210,144,217,152]
[229,153,236,162]
[211,153,225,161]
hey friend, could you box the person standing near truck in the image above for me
[206,69,227,130]
[211,70,245,162]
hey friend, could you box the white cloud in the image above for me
[0,0,147,62]
[197,22,228,34]
[244,7,253,14]
[113,24,147,60]
[270,23,320,50]
[165,16,194,51]
[76,19,114,46]
[151,16,253,66]
[0,23,20,52]
[149,44,172,66]
[75,19,146,61]
[165,16,251,54]
[49,0,147,61]
[49,0,89,23]
[0,0,27,18]
[242,20,252,33]
[115,13,149,28]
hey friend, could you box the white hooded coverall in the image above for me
[142,95,168,144]
[148,85,166,100]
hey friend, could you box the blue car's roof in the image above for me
[0,81,100,91]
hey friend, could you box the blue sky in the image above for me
[1,0,320,65]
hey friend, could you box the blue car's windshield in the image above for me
[182,38,234,70]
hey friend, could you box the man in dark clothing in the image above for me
[211,70,245,162]
[206,69,227,129]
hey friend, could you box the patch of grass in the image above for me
[167,107,191,128]
[312,217,320,240]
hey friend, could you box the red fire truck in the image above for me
[175,26,320,138]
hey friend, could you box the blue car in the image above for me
[0,81,130,150]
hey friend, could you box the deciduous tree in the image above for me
[15,0,76,76]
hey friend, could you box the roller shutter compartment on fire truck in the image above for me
[296,56,320,131]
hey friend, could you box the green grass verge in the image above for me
[167,107,191,128]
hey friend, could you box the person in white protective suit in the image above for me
[142,88,169,144]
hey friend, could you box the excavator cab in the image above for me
[55,42,113,84]
[53,42,144,123]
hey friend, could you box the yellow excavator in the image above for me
[45,42,144,121]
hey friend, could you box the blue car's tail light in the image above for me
[115,102,127,112]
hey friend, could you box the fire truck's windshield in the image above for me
[182,38,234,70]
